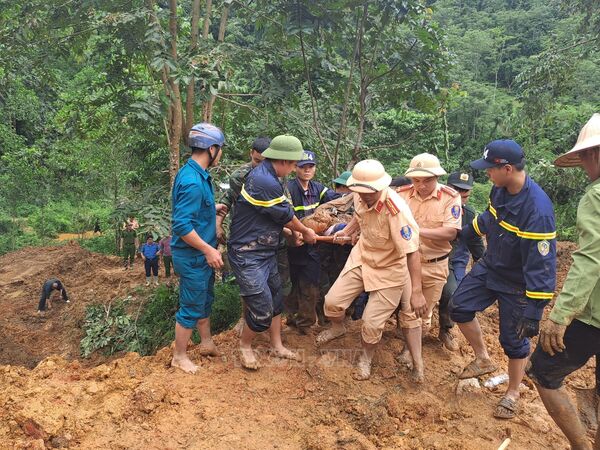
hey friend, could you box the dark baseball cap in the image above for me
[389,176,412,187]
[447,171,474,190]
[251,136,272,154]
[470,140,525,170]
[297,150,317,167]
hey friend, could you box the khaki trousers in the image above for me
[399,259,449,329]
[324,267,406,344]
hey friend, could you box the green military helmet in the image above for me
[262,135,303,161]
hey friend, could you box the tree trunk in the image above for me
[168,0,183,186]
[184,0,202,143]
[204,4,230,123]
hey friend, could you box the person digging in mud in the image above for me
[38,278,69,314]
[170,122,228,374]
[316,159,427,381]
[227,135,317,370]
[449,140,557,419]
[527,113,600,450]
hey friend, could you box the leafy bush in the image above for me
[80,281,242,358]
[468,181,492,214]
[79,233,117,255]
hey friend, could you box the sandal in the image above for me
[494,396,519,419]
[459,358,498,379]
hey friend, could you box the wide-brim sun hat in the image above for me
[555,113,600,167]
[405,153,447,178]
[262,135,304,161]
[347,160,392,193]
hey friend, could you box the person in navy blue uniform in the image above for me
[228,135,317,370]
[450,140,556,419]
[140,234,161,286]
[38,279,69,314]
[285,150,340,334]
[437,172,485,351]
[170,122,227,374]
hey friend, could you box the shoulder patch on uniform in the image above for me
[375,201,384,213]
[400,225,413,240]
[451,204,461,219]
[397,184,413,192]
[441,185,459,197]
[385,198,400,215]
[538,240,550,256]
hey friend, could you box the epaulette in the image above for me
[440,184,459,198]
[385,198,400,216]
[396,184,413,193]
[375,201,384,213]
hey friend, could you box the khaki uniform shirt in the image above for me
[343,188,419,291]
[398,183,461,260]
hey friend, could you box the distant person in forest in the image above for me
[120,222,138,270]
[527,114,600,449]
[140,234,161,286]
[93,218,101,234]
[123,214,139,230]
[171,122,227,374]
[37,278,69,314]
[159,233,173,277]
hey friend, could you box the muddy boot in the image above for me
[439,328,459,351]
[145,277,151,286]
[153,276,159,286]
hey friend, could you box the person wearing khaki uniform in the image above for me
[315,160,427,381]
[396,153,461,375]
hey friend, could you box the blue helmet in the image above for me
[188,123,225,149]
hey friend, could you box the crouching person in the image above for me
[227,135,317,370]
[316,160,427,381]
[170,123,227,374]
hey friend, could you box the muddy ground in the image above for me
[0,241,595,449]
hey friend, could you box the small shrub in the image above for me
[79,233,117,255]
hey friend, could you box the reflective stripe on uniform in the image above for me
[472,216,483,236]
[293,202,320,212]
[241,185,287,207]
[488,201,556,240]
[319,187,328,199]
[526,290,554,300]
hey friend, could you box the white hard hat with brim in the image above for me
[347,160,392,193]
[555,113,600,167]
[405,153,446,178]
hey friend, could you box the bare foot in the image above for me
[352,354,372,381]
[409,366,425,383]
[171,354,198,374]
[240,347,260,370]
[316,326,346,347]
[270,346,302,361]
[198,340,219,356]
[397,347,413,369]
[233,317,245,337]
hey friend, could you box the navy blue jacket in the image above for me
[462,175,556,320]
[229,160,295,251]
[451,203,485,281]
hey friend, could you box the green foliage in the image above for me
[468,182,493,215]
[79,234,117,256]
[80,281,241,358]
[80,298,135,358]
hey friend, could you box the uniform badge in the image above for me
[460,173,469,181]
[401,225,412,240]
[538,240,550,256]
[451,205,461,219]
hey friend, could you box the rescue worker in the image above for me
[227,135,317,370]
[216,136,271,243]
[120,222,138,270]
[170,122,228,374]
[527,113,600,449]
[286,150,339,334]
[450,139,556,419]
[316,159,427,381]
[38,278,69,314]
[438,172,485,351]
[396,153,462,378]
[333,171,352,193]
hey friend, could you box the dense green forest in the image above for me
[1,0,599,253]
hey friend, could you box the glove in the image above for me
[516,317,539,339]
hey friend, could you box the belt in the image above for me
[424,253,450,264]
